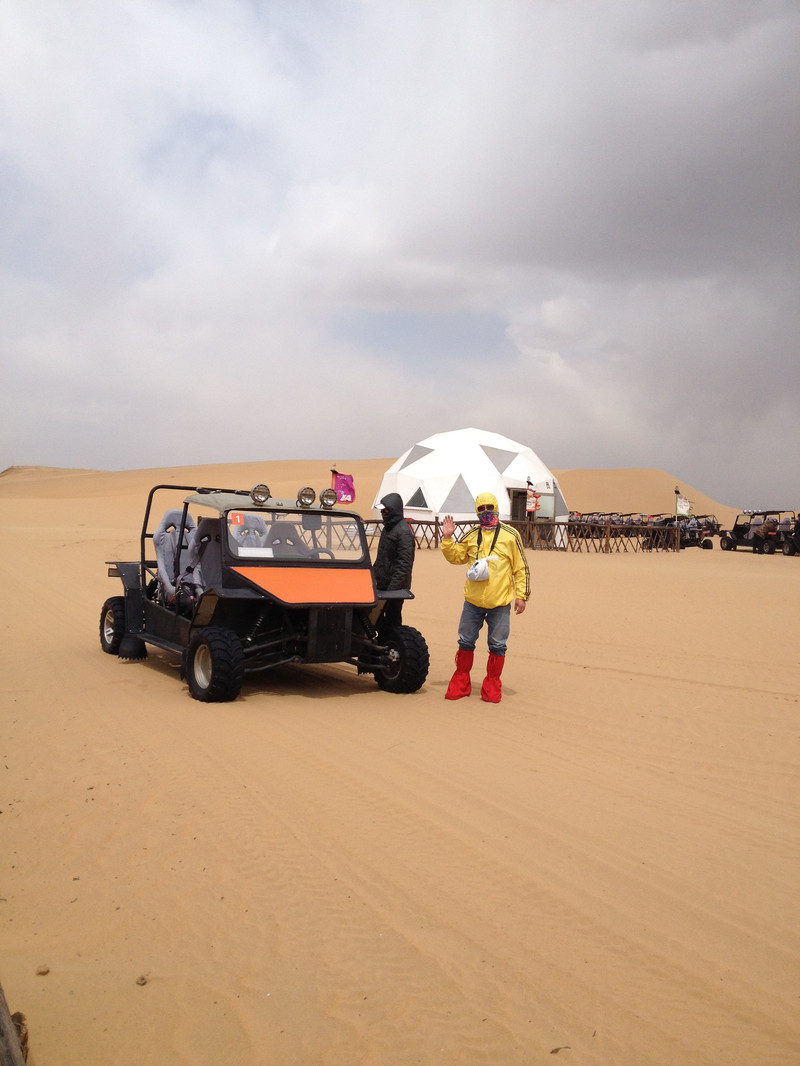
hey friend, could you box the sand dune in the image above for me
[553,468,741,529]
[1,462,797,1065]
[0,460,742,526]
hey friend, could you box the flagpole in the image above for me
[673,487,693,550]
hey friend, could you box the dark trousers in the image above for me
[377,597,403,634]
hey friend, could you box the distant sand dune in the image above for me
[0,460,741,526]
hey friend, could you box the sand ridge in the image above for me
[1,461,797,1064]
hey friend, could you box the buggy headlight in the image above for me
[250,483,271,505]
[320,488,338,509]
[297,486,316,507]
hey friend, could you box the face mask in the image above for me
[478,510,499,530]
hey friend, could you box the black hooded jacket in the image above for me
[373,493,415,591]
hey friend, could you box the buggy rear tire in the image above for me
[186,627,245,702]
[783,541,796,556]
[99,597,126,654]
[701,538,713,549]
[375,625,430,694]
[719,536,733,551]
[762,540,776,555]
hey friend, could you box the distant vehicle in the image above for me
[639,513,720,551]
[679,514,721,549]
[781,515,800,556]
[719,510,797,554]
[100,483,429,702]
[640,515,679,551]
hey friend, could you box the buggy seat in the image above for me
[185,517,223,590]
[266,521,312,558]
[230,513,269,549]
[153,510,197,602]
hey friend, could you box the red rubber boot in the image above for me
[445,649,474,700]
[480,653,505,703]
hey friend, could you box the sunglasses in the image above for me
[477,505,495,512]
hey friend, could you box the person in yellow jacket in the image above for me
[440,492,530,703]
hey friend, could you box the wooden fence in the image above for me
[365,519,681,553]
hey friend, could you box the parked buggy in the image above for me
[679,514,720,549]
[641,515,678,551]
[719,510,796,554]
[781,514,800,556]
[100,483,429,701]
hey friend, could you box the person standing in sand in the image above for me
[440,492,529,703]
[373,492,416,634]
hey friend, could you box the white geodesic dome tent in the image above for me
[372,427,568,523]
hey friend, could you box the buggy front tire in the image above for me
[100,597,126,655]
[186,627,245,702]
[375,625,430,694]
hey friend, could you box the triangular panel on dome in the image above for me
[399,444,435,470]
[438,474,476,516]
[554,482,569,518]
[481,445,518,474]
[406,487,428,508]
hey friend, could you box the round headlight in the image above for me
[250,483,271,505]
[320,488,338,509]
[296,486,316,507]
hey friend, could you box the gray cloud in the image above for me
[1,0,798,507]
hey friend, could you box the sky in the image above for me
[2,0,798,508]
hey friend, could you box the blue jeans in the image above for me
[457,601,511,656]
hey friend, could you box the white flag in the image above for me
[676,494,691,517]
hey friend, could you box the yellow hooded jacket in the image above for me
[441,493,530,608]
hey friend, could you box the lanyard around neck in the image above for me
[476,523,501,556]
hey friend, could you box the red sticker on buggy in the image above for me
[229,512,244,525]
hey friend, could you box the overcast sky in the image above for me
[2,0,798,507]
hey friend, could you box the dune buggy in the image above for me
[641,515,678,551]
[100,483,429,702]
[641,514,720,551]
[719,510,796,554]
[679,514,720,549]
[782,516,800,556]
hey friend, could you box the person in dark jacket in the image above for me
[373,492,415,632]
[752,517,777,553]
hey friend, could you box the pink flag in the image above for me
[331,470,355,504]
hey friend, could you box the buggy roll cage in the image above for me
[140,484,251,596]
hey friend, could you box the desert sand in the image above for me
[1,460,797,1066]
